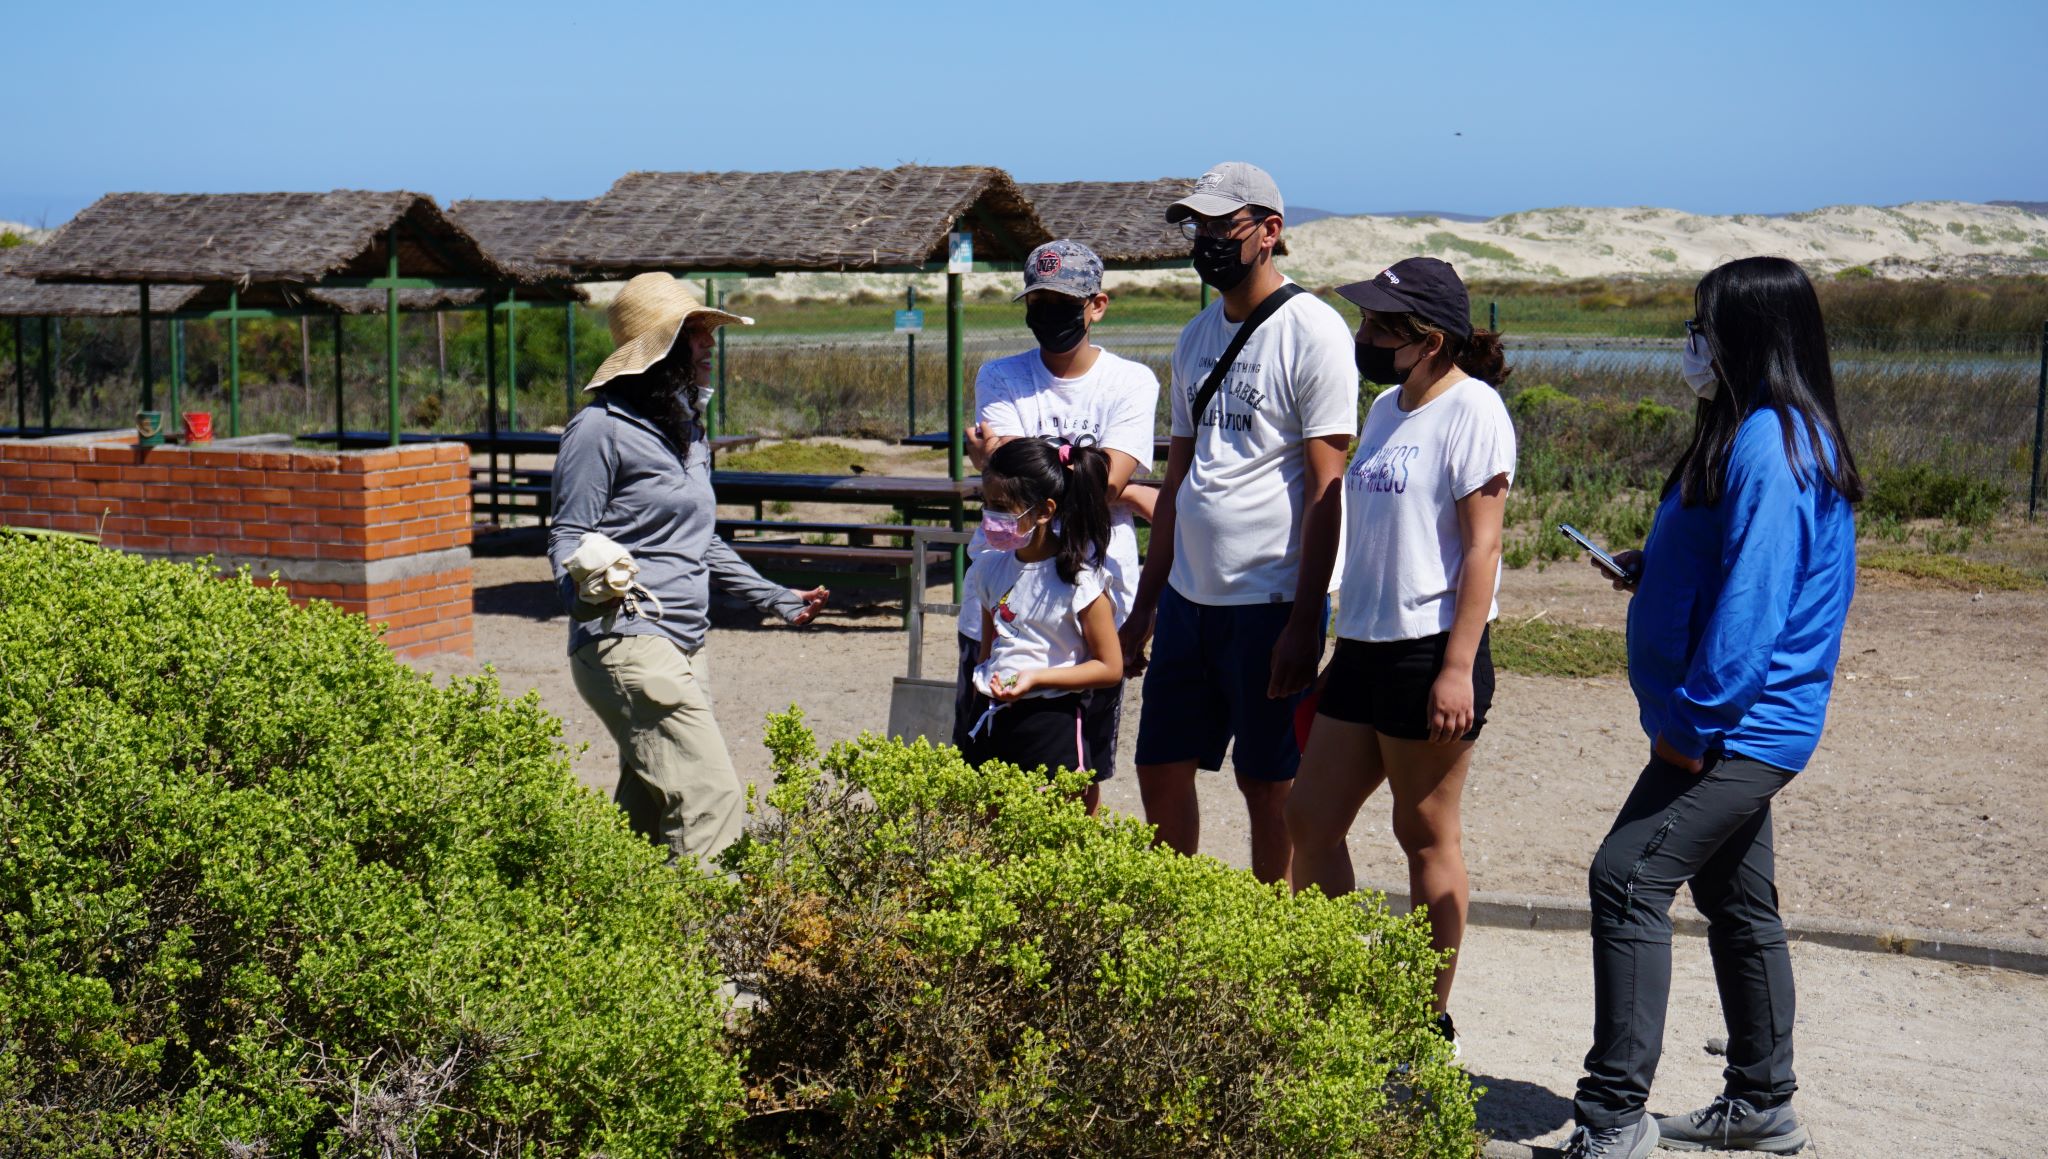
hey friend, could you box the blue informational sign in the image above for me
[894,309,924,333]
[947,231,973,274]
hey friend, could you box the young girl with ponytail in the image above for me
[960,437,1125,813]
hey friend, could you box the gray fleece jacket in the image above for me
[548,397,803,656]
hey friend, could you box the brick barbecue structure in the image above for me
[0,432,473,659]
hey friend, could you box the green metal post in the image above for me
[699,278,720,440]
[12,318,23,431]
[2030,319,2046,521]
[485,302,500,521]
[906,283,918,437]
[227,289,241,437]
[385,226,401,446]
[504,290,519,432]
[1489,300,1498,332]
[715,284,729,435]
[37,318,52,433]
[1200,281,1210,310]
[139,284,153,413]
[564,301,577,421]
[947,270,966,596]
[169,319,183,434]
[333,313,345,442]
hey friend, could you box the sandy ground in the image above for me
[419,537,2048,1156]
[1458,923,2048,1156]
[431,545,2048,943]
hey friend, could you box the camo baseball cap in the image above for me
[1014,239,1104,300]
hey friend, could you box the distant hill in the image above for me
[1289,208,1492,224]
[1990,200,2048,216]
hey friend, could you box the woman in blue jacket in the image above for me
[1563,258,1861,1159]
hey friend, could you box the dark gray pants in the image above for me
[1573,754,1799,1131]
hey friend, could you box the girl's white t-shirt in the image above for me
[1335,377,1517,643]
[959,347,1159,641]
[965,552,1109,700]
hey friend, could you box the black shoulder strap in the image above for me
[1190,282,1307,426]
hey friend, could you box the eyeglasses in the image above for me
[1684,318,1705,340]
[1179,211,1267,242]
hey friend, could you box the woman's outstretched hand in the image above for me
[788,586,830,626]
[1598,549,1644,593]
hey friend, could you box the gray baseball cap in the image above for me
[1015,239,1104,300]
[1165,161,1285,223]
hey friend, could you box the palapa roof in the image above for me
[543,166,1052,274]
[0,247,203,317]
[12,191,537,306]
[1019,178,1287,265]
[447,198,588,281]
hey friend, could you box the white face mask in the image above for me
[1681,328,1719,400]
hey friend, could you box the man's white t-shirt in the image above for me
[1334,377,1517,642]
[1167,285,1359,605]
[965,552,1110,700]
[959,346,1159,640]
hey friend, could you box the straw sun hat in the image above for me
[585,272,752,392]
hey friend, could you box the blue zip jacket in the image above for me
[1626,408,1856,771]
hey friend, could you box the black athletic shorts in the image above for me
[1316,627,1494,742]
[959,690,1104,782]
[953,631,1120,778]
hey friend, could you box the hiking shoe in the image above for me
[1562,1116,1659,1159]
[1655,1095,1808,1152]
[1432,1012,1461,1062]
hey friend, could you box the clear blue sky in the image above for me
[5,0,2044,227]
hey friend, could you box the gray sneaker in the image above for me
[1562,1115,1659,1159]
[1655,1095,1808,1152]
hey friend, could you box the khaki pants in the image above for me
[570,634,743,868]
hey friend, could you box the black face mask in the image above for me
[1191,234,1255,292]
[1025,296,1089,355]
[1354,340,1415,386]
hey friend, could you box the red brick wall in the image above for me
[0,435,473,659]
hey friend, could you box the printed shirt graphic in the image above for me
[959,347,1159,640]
[1167,285,1359,605]
[966,553,1110,700]
[1334,378,1517,642]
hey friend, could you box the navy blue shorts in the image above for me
[1133,586,1323,781]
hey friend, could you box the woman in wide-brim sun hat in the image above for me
[547,272,829,869]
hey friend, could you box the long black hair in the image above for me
[983,437,1111,586]
[1666,257,1864,507]
[598,333,699,452]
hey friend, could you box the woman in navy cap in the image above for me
[1284,257,1514,1056]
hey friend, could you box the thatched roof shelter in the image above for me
[0,249,203,316]
[1018,178,1287,266]
[543,166,1052,274]
[448,199,589,282]
[13,191,537,305]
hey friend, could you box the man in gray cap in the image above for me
[1122,161,1357,883]
[954,239,1161,807]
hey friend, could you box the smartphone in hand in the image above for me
[1559,523,1638,583]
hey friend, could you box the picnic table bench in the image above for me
[708,472,978,592]
[899,430,1171,462]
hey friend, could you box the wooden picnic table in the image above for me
[710,470,979,507]
[305,429,763,455]
[899,430,1170,461]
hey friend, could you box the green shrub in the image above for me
[1862,464,2007,526]
[714,714,1479,1157]
[1490,617,1628,678]
[0,536,740,1157]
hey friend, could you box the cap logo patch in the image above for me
[1381,267,1401,285]
[1196,172,1222,192]
[1034,251,1064,276]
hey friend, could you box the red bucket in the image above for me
[182,412,213,444]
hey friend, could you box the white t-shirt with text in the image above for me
[965,552,1110,700]
[959,346,1159,639]
[1334,377,1517,642]
[1167,285,1359,606]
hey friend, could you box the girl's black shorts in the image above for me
[1316,627,1495,742]
[959,691,1104,782]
